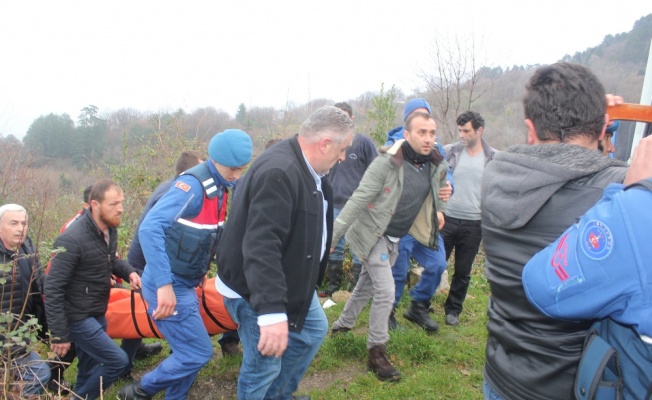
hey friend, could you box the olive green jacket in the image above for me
[332,139,448,260]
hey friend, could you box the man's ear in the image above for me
[320,137,332,154]
[476,126,484,137]
[403,129,409,140]
[525,119,537,145]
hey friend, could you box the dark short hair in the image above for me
[89,179,121,204]
[83,186,92,204]
[524,62,606,142]
[175,150,204,175]
[334,102,353,118]
[405,111,434,132]
[456,111,485,131]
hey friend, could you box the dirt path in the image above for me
[186,362,365,399]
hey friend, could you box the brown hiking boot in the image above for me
[367,344,401,382]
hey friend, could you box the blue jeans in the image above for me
[392,234,447,307]
[224,292,328,400]
[140,277,213,400]
[68,316,129,399]
[329,208,361,265]
[12,351,51,395]
[483,379,506,400]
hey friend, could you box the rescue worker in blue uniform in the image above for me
[117,129,253,400]
[522,135,652,399]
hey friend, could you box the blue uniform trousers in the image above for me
[140,278,213,400]
[392,234,447,307]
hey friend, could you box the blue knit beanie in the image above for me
[208,129,253,167]
[404,98,432,120]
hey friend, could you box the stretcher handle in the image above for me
[607,103,652,123]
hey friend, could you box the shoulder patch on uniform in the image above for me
[550,233,569,281]
[174,181,191,192]
[580,220,613,260]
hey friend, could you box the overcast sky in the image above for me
[1,1,650,138]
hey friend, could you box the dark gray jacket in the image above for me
[481,143,627,400]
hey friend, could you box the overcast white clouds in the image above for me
[1,0,650,138]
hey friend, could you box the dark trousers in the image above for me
[441,216,483,315]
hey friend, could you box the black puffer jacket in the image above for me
[44,211,135,343]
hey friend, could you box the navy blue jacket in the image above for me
[127,179,175,273]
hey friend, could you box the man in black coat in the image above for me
[216,106,354,399]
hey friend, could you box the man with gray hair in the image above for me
[0,203,51,396]
[216,106,354,400]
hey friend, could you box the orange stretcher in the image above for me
[105,277,238,339]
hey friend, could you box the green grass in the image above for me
[63,257,489,400]
[305,258,489,400]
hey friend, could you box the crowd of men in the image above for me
[1,61,650,399]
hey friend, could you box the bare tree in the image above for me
[420,34,491,143]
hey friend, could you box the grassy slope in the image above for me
[65,257,489,400]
